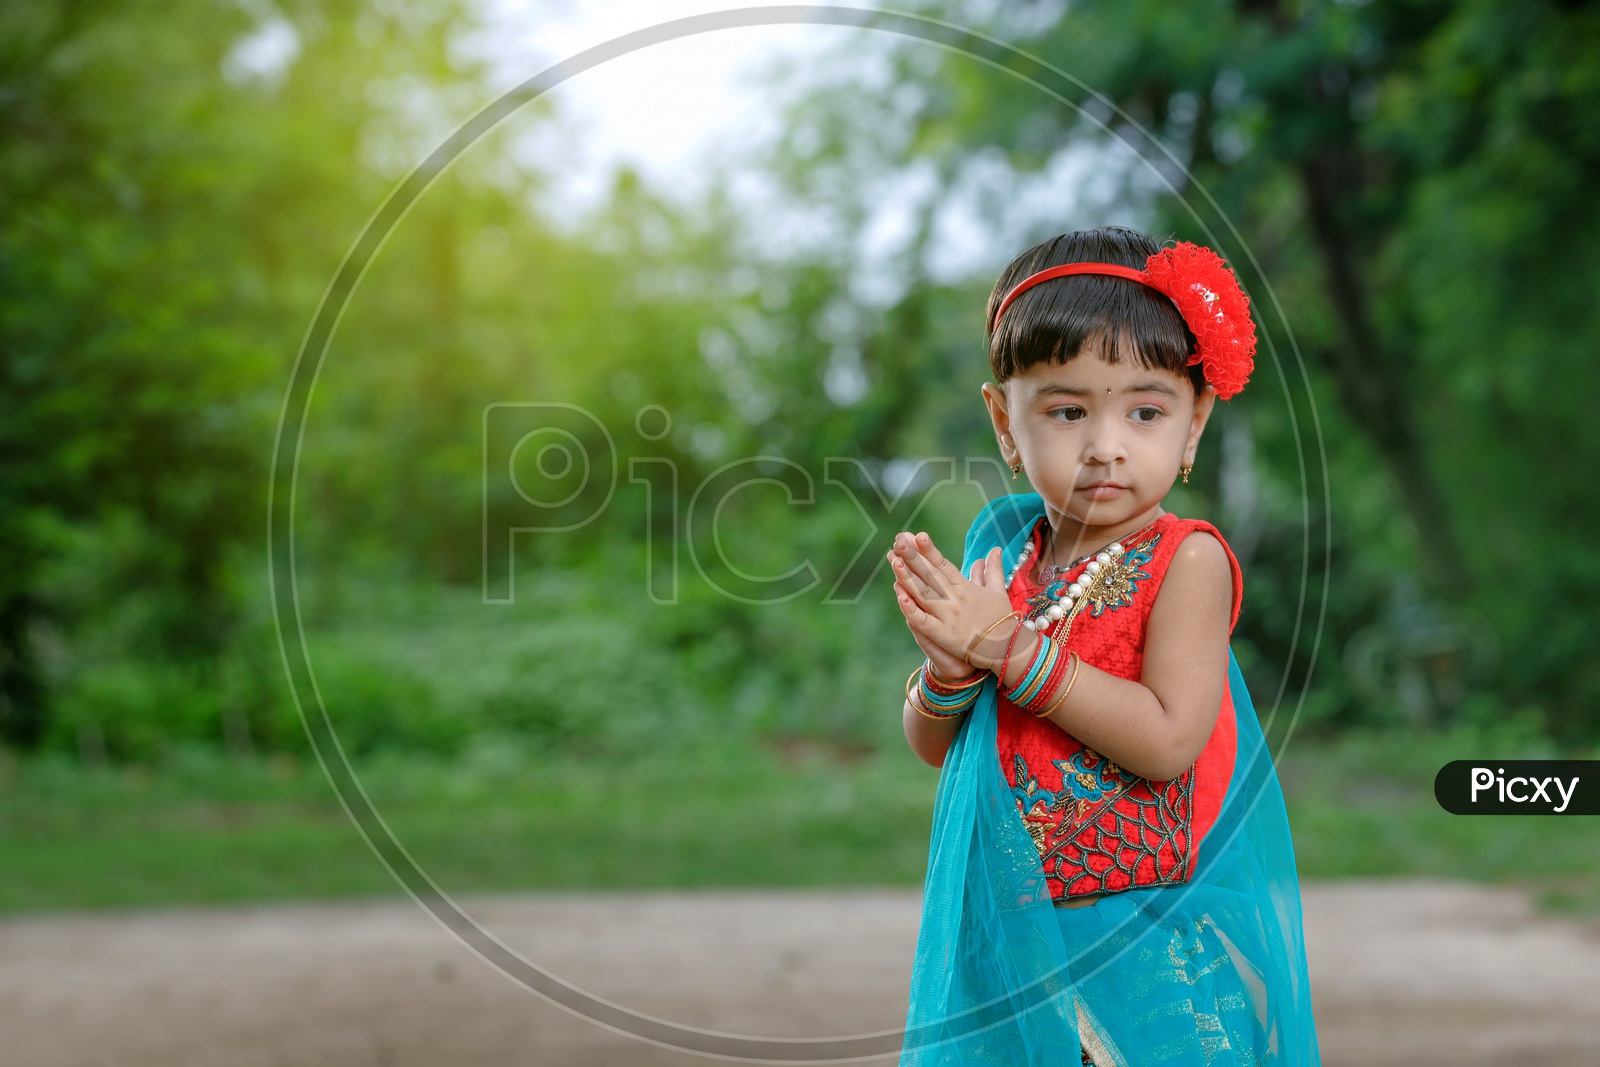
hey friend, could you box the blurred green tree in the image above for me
[0,0,489,751]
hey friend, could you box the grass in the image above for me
[3,723,1597,917]
[0,739,940,914]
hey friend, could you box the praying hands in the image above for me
[887,531,1023,681]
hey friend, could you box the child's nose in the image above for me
[1083,416,1132,459]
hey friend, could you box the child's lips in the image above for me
[1079,482,1126,500]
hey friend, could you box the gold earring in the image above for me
[1180,462,1193,484]
[1010,462,1023,482]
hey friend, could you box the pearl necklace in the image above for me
[1004,516,1163,634]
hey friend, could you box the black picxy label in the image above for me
[1434,760,1600,815]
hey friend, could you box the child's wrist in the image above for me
[994,622,1037,685]
[927,661,982,685]
[965,609,1022,670]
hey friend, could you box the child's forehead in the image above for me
[1006,354,1187,399]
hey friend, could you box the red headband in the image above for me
[989,241,1257,400]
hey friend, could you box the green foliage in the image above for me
[0,0,483,745]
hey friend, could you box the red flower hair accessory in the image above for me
[989,241,1257,400]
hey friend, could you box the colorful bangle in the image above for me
[919,685,978,715]
[907,666,969,719]
[1000,631,1078,717]
[912,683,968,720]
[1003,632,1060,707]
[918,664,982,715]
[1028,648,1073,716]
[1029,640,1066,704]
[1033,651,1081,719]
[922,660,985,694]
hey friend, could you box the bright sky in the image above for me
[459,1,1141,302]
[468,1,865,223]
[225,0,1136,291]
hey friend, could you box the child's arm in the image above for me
[896,590,975,770]
[902,690,964,768]
[988,532,1233,781]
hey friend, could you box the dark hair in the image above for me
[985,226,1205,395]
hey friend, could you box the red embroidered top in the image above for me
[997,510,1244,900]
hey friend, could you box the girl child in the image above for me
[885,226,1320,1066]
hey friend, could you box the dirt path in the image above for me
[1,880,1597,1066]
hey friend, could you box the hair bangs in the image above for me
[986,226,1204,394]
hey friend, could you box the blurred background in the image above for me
[3,0,1600,1012]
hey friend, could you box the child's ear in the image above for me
[981,381,1014,456]
[1188,383,1218,446]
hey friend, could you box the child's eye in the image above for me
[1048,406,1085,422]
[1132,406,1164,424]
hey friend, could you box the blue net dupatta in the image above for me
[899,493,1321,1066]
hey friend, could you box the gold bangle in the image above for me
[1032,651,1081,719]
[966,609,1022,661]
[912,689,961,720]
[912,682,965,720]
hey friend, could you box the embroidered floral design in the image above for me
[1011,754,1061,815]
[1081,535,1158,618]
[1023,529,1162,647]
[1021,577,1071,621]
[1013,752,1195,897]
[1055,747,1138,804]
[1011,754,1074,853]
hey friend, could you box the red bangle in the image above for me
[999,618,1030,690]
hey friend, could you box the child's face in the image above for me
[980,342,1217,530]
